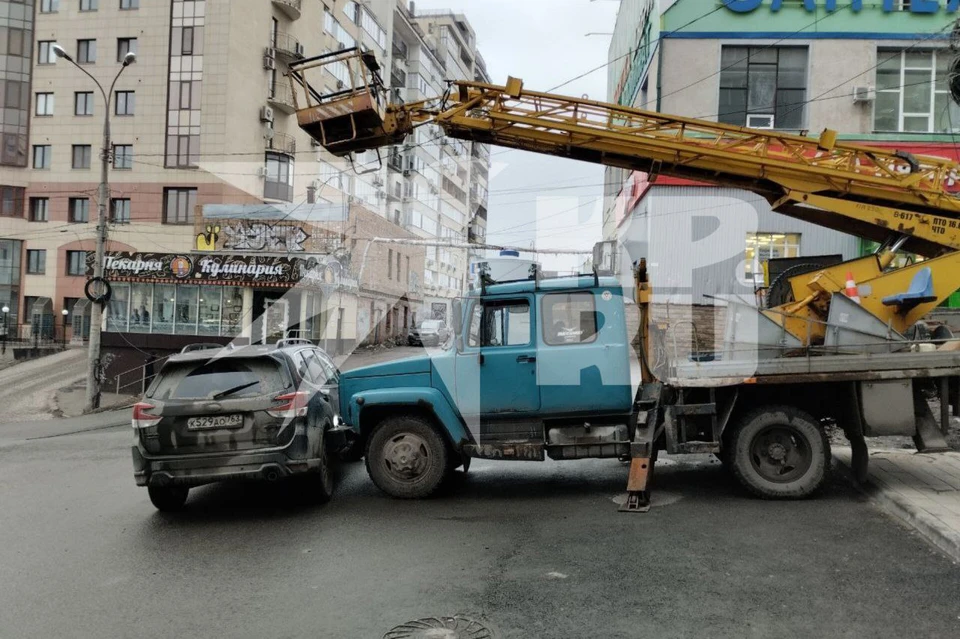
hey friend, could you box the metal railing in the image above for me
[0,322,71,353]
[267,79,297,113]
[272,31,303,59]
[266,131,296,155]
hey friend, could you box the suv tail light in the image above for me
[132,402,162,429]
[267,391,310,418]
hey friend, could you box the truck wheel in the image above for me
[366,415,450,499]
[729,406,830,499]
[148,485,189,512]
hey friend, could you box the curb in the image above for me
[835,453,960,563]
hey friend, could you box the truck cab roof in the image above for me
[468,275,622,297]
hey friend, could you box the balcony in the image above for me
[271,31,304,60]
[266,131,296,156]
[267,80,297,114]
[271,0,301,20]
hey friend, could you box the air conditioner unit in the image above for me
[264,47,276,58]
[336,79,345,90]
[403,169,412,177]
[256,167,268,178]
[746,114,775,130]
[263,55,276,70]
[295,42,305,57]
[852,86,876,103]
[376,189,386,199]
[372,176,384,187]
[260,105,275,123]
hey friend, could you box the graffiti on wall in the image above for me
[431,303,447,322]
[195,218,340,254]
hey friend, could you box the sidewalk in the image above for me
[835,447,960,562]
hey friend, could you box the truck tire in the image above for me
[729,405,830,499]
[365,415,450,499]
[148,485,189,512]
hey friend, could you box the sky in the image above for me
[413,0,621,272]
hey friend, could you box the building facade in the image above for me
[0,0,489,368]
[604,0,960,307]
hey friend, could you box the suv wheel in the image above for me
[366,415,450,499]
[148,485,189,512]
[293,430,335,504]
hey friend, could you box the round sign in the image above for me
[601,290,613,301]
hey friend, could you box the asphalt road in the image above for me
[1,417,960,639]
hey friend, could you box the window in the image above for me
[80,0,98,10]
[4,80,23,109]
[117,37,136,62]
[468,299,531,347]
[113,144,133,170]
[745,232,801,280]
[181,26,194,55]
[0,186,24,217]
[396,252,401,281]
[163,187,197,224]
[543,292,598,346]
[874,49,960,133]
[66,251,87,276]
[72,145,92,169]
[178,81,192,109]
[35,92,54,116]
[33,145,51,169]
[75,92,94,115]
[120,0,139,8]
[718,46,808,131]
[29,198,49,222]
[69,198,90,222]
[77,39,96,64]
[40,0,59,12]
[263,152,294,201]
[388,249,393,279]
[23,296,39,323]
[167,134,198,168]
[38,41,56,65]
[111,198,130,224]
[115,91,135,115]
[26,250,46,275]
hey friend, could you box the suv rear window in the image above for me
[150,358,290,400]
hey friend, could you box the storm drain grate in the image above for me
[383,615,496,639]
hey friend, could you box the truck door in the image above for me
[455,296,540,427]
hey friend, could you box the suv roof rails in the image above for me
[180,343,227,354]
[276,338,314,348]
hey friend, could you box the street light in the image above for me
[1,305,8,355]
[61,308,70,347]
[53,43,136,411]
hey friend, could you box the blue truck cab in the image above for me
[338,276,636,499]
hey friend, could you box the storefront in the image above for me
[94,251,358,385]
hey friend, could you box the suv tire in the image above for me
[365,415,450,499]
[148,485,189,512]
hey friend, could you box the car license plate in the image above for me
[187,414,243,430]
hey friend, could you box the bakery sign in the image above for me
[89,252,342,287]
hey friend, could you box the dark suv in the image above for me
[131,339,348,511]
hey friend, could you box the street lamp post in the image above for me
[61,308,70,347]
[1,305,8,355]
[53,44,136,411]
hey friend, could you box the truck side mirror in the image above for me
[452,299,463,334]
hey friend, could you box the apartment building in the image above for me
[0,0,490,370]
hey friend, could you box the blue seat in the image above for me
[882,267,936,310]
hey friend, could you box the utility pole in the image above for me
[53,44,136,411]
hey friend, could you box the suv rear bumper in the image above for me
[132,425,355,487]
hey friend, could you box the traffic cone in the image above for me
[845,271,861,304]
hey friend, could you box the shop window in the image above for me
[221,287,244,336]
[198,286,222,336]
[874,49,960,133]
[542,292,597,346]
[745,232,801,281]
[175,285,199,334]
[152,284,176,335]
[129,284,152,333]
[106,283,129,332]
[718,46,807,131]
